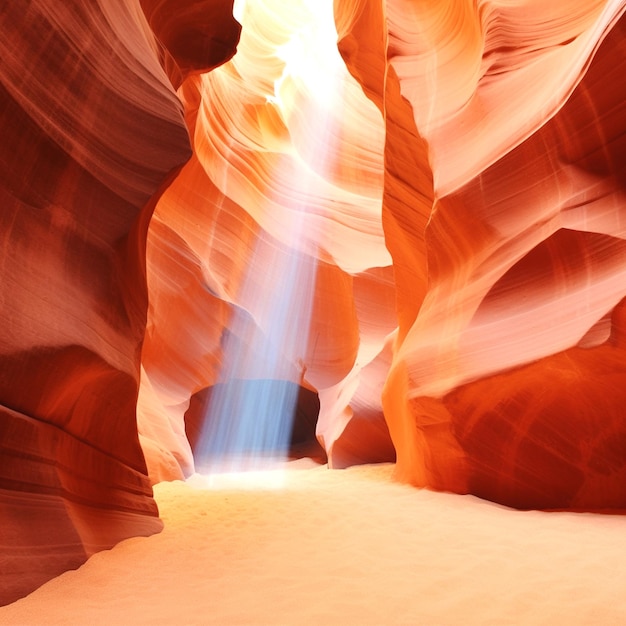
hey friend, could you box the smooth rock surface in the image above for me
[0,0,237,605]
[3,0,626,608]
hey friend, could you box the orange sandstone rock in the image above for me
[0,0,237,605]
[3,0,626,608]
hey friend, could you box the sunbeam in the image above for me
[194,239,317,476]
[194,0,345,480]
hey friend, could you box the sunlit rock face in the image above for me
[140,0,397,481]
[373,0,626,508]
[141,0,626,512]
[3,0,626,608]
[0,0,238,605]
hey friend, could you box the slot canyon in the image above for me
[1,0,626,617]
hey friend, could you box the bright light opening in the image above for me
[273,0,342,110]
[193,0,347,486]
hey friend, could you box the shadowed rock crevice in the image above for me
[185,381,326,464]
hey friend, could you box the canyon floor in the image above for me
[1,461,625,625]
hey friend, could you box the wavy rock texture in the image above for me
[140,0,396,482]
[0,0,238,605]
[3,0,626,608]
[142,0,626,506]
[376,0,626,508]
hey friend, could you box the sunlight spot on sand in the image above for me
[188,467,287,490]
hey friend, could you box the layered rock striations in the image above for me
[0,0,238,605]
[142,0,626,510]
[3,0,626,608]
[139,0,397,481]
[374,0,626,508]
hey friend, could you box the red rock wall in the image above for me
[0,0,238,606]
[3,0,626,607]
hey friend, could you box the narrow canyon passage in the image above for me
[3,0,626,612]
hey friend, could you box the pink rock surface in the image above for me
[380,3,626,508]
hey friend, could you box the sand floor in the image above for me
[1,462,626,625]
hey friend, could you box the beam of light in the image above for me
[194,0,344,485]
[194,238,317,477]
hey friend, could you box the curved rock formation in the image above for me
[140,0,396,481]
[3,0,626,608]
[141,0,626,510]
[377,1,626,509]
[0,0,238,606]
